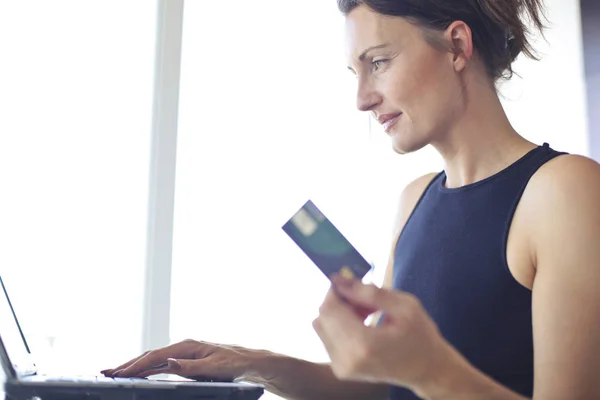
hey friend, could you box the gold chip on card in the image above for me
[340,266,355,279]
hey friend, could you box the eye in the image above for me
[372,59,388,71]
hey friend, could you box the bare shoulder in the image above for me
[403,172,441,197]
[524,154,600,266]
[531,154,600,193]
[376,172,439,294]
[393,172,440,234]
[391,172,440,239]
[525,154,600,215]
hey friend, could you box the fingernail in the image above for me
[113,369,123,377]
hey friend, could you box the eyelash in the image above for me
[349,59,389,79]
[372,59,389,71]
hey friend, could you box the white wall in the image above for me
[499,0,588,156]
[581,0,600,161]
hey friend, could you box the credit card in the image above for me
[282,200,372,280]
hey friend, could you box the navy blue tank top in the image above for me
[389,143,565,399]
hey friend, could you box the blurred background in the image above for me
[0,1,597,399]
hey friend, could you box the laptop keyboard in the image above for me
[45,376,151,383]
[25,374,233,386]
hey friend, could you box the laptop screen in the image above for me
[0,276,37,377]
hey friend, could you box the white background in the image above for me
[0,2,588,399]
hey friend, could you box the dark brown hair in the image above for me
[337,0,546,80]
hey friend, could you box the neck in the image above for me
[431,82,536,189]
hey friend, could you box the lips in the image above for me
[377,113,402,133]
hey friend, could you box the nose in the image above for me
[356,76,382,112]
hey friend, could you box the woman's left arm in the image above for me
[519,155,600,399]
[313,155,600,400]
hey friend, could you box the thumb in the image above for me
[332,275,400,314]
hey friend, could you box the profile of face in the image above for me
[345,6,476,154]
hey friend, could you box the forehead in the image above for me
[344,6,415,60]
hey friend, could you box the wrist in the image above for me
[410,342,483,400]
[238,348,284,384]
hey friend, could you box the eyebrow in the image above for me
[347,43,391,72]
[358,43,390,61]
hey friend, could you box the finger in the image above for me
[323,286,339,305]
[312,317,340,360]
[315,289,372,364]
[318,290,366,335]
[320,288,358,320]
[116,342,194,377]
[352,304,377,321]
[332,275,405,315]
[102,351,150,376]
[116,352,172,377]
[134,362,170,378]
[139,358,233,381]
[313,312,368,374]
[161,358,206,378]
[135,359,194,378]
[103,352,149,375]
[326,281,377,321]
[135,358,199,378]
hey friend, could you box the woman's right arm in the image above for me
[243,353,389,400]
[102,340,389,400]
[103,174,437,400]
[241,172,438,400]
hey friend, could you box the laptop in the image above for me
[0,276,264,399]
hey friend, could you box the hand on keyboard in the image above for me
[101,339,256,382]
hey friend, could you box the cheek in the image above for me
[386,54,458,132]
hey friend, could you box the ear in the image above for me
[444,21,473,73]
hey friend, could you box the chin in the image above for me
[390,133,428,155]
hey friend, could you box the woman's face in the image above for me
[345,6,467,154]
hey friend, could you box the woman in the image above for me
[103,1,600,399]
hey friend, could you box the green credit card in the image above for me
[282,200,372,280]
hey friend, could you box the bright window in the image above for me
[0,0,157,374]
